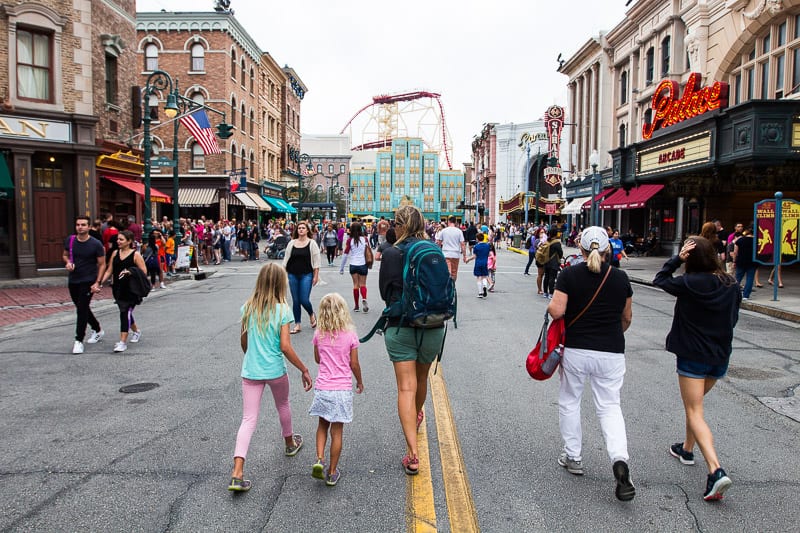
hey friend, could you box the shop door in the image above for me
[34,191,67,266]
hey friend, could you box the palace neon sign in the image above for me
[642,73,728,140]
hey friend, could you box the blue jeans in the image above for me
[735,265,755,298]
[287,271,314,325]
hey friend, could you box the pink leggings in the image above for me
[233,375,294,459]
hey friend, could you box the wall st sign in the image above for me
[642,73,728,140]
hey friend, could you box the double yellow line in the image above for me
[406,367,480,532]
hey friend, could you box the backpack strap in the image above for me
[358,314,388,343]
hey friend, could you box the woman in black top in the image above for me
[282,221,320,334]
[547,226,635,502]
[542,227,564,299]
[99,230,147,353]
[733,227,757,300]
[653,236,740,501]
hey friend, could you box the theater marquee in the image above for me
[638,132,712,176]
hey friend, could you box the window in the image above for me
[645,47,655,85]
[619,70,628,105]
[316,164,322,173]
[191,43,204,71]
[250,68,255,94]
[747,67,755,99]
[328,164,334,174]
[776,54,785,93]
[731,16,800,101]
[230,142,236,170]
[735,73,742,104]
[191,91,204,105]
[17,29,51,101]
[661,36,671,77]
[761,61,770,98]
[105,54,117,104]
[340,164,345,173]
[249,110,254,137]
[618,123,626,148]
[250,151,255,181]
[240,58,246,87]
[241,148,246,173]
[240,103,245,131]
[191,143,205,169]
[144,43,158,71]
[230,97,236,130]
[230,49,236,78]
[793,49,800,94]
[763,34,771,54]
[779,22,787,46]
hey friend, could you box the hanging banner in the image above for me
[544,105,564,187]
[754,198,800,264]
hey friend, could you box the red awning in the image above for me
[600,184,663,210]
[102,175,172,203]
[581,188,615,208]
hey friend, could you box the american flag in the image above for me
[179,109,222,155]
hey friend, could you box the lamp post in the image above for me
[142,70,179,240]
[285,148,313,220]
[589,149,601,227]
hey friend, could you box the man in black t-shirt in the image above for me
[63,216,106,354]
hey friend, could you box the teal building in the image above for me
[348,138,464,221]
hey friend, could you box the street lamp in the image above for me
[142,70,178,240]
[589,149,601,227]
[285,148,313,219]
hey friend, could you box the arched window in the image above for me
[661,36,671,77]
[250,150,255,181]
[230,49,236,79]
[249,109,254,137]
[240,58,246,87]
[145,43,158,71]
[192,143,205,169]
[645,47,655,85]
[618,123,627,148]
[230,142,236,170]
[240,148,247,175]
[731,15,797,100]
[230,96,236,130]
[644,109,653,126]
[240,103,245,131]
[250,67,255,94]
[620,70,628,105]
[328,164,334,174]
[191,43,204,71]
[316,164,322,173]
[191,91,204,105]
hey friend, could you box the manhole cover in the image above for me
[119,382,159,394]
[726,367,782,380]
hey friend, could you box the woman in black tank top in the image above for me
[100,230,147,353]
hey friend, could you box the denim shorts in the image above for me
[676,357,728,379]
[349,264,368,276]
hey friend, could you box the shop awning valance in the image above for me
[581,188,615,208]
[0,155,13,199]
[262,195,297,214]
[102,174,171,203]
[232,191,271,211]
[561,196,590,215]
[600,184,664,210]
[178,188,218,207]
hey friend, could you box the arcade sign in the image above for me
[642,72,728,140]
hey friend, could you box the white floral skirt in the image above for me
[308,389,353,423]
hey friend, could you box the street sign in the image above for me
[152,157,176,167]
[545,203,556,215]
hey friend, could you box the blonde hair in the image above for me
[394,205,427,244]
[242,263,289,336]
[316,293,354,340]
[583,245,606,273]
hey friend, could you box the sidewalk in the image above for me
[507,245,800,323]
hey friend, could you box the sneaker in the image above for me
[353,307,360,313]
[72,341,84,354]
[477,293,484,298]
[227,477,252,492]
[86,329,104,344]
[669,442,695,465]
[613,460,636,501]
[558,452,584,475]
[129,330,142,343]
[483,286,488,298]
[113,342,127,353]
[160,282,166,289]
[362,299,369,312]
[285,434,303,456]
[703,468,732,501]
[312,459,326,480]
[325,468,341,487]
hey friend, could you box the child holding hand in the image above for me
[309,293,363,486]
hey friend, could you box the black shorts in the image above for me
[349,264,368,276]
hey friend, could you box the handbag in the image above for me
[526,265,612,380]
[364,243,374,269]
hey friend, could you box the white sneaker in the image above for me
[86,329,104,344]
[129,330,141,343]
[160,282,166,289]
[72,341,84,354]
[113,342,127,353]
[362,299,369,313]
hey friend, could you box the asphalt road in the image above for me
[1,249,799,532]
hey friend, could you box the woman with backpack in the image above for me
[378,205,447,476]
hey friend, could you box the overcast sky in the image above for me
[137,0,632,166]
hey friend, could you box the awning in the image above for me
[600,184,664,210]
[232,191,271,211]
[262,195,297,214]
[248,192,272,211]
[102,175,171,203]
[582,188,615,208]
[178,187,218,207]
[562,196,590,215]
[0,155,13,199]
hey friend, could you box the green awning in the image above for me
[0,155,13,200]
[262,195,297,214]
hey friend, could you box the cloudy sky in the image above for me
[137,0,632,165]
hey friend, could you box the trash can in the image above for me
[512,234,522,248]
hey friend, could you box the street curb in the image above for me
[506,247,800,324]
[0,270,215,290]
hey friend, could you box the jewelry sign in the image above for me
[544,105,564,187]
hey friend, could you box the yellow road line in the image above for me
[407,406,437,533]
[431,367,480,533]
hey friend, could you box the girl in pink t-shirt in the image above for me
[308,293,363,486]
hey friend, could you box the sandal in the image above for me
[290,326,301,334]
[416,410,424,431]
[402,454,419,475]
[309,314,317,329]
[285,434,303,456]
[227,477,252,492]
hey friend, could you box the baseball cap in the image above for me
[580,226,610,252]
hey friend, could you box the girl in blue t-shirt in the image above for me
[228,263,313,492]
[465,232,491,298]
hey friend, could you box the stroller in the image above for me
[560,253,583,271]
[265,235,289,260]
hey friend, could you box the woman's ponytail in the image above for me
[585,247,603,273]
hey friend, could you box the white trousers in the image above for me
[558,347,629,463]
